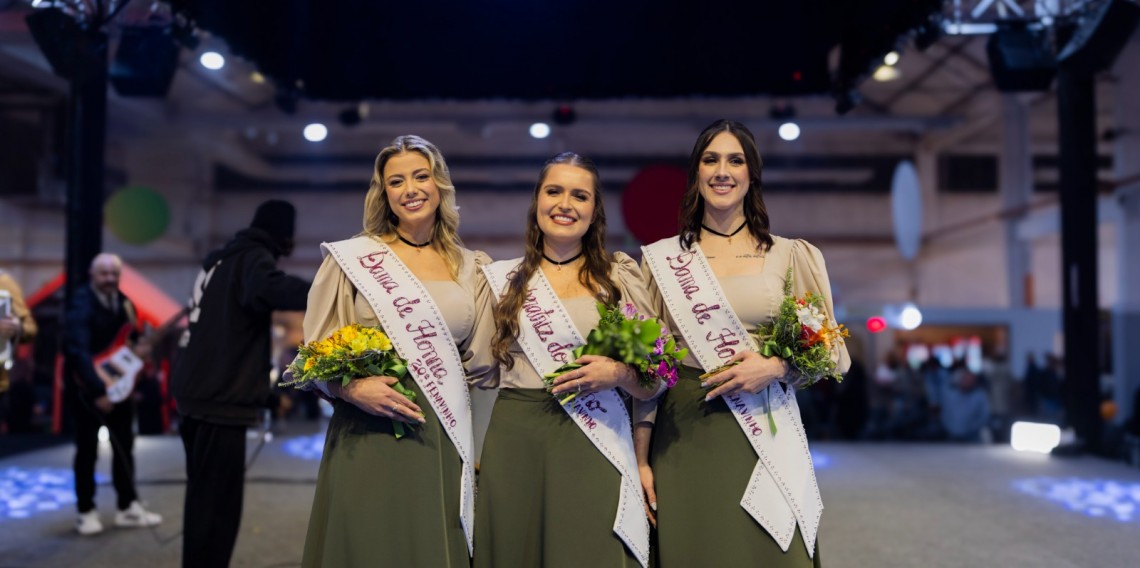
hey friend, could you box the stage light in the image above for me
[873,65,900,82]
[1011,421,1061,454]
[529,122,551,139]
[777,122,800,141]
[250,71,265,84]
[866,316,887,333]
[899,303,922,330]
[303,123,328,142]
[98,426,108,443]
[199,51,225,70]
[884,51,900,66]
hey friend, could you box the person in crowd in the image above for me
[983,350,1015,443]
[63,253,161,535]
[298,135,496,567]
[634,120,850,567]
[474,152,655,567]
[940,364,992,442]
[172,200,310,567]
[0,268,37,434]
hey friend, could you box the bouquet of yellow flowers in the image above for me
[283,324,417,438]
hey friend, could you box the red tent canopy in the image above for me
[26,264,185,328]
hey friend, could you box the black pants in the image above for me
[72,396,138,512]
[180,416,247,568]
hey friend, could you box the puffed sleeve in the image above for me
[461,250,500,389]
[298,254,360,396]
[631,254,670,425]
[612,252,656,319]
[789,239,851,376]
[302,254,358,345]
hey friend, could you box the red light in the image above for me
[792,71,803,81]
[866,316,887,333]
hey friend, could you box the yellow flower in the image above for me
[303,357,316,372]
[370,332,392,352]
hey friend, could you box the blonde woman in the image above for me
[301,135,496,567]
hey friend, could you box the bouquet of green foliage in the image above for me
[543,303,687,405]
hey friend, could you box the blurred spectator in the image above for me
[941,366,991,442]
[983,351,1015,443]
[918,357,949,440]
[834,357,869,440]
[1,269,38,434]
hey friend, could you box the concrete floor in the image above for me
[1,422,1138,568]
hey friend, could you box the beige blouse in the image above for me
[635,235,851,423]
[302,246,499,389]
[496,252,656,390]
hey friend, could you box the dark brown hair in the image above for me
[491,152,622,370]
[678,119,774,252]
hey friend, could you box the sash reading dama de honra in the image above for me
[323,236,477,555]
[641,237,822,558]
[482,259,650,568]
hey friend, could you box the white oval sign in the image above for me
[891,160,923,261]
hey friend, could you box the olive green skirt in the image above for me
[473,388,640,568]
[650,366,821,568]
[302,380,469,568]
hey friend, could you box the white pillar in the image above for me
[1000,95,1034,308]
[1112,35,1140,426]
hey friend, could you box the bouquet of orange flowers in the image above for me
[754,267,849,388]
[283,324,418,438]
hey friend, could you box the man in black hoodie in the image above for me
[172,200,310,568]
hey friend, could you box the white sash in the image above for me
[641,238,822,557]
[323,237,476,555]
[483,259,650,568]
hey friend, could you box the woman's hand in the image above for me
[550,355,637,397]
[702,350,787,401]
[639,463,657,528]
[335,376,425,424]
[634,421,656,527]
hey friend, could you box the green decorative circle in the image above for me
[105,186,170,245]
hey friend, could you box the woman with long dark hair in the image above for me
[300,135,497,567]
[635,120,850,567]
[474,152,655,568]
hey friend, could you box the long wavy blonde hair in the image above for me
[361,135,464,278]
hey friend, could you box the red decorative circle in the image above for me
[621,164,687,244]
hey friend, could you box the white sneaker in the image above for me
[76,511,104,536]
[114,501,162,528]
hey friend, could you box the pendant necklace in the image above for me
[702,221,747,244]
[542,250,584,272]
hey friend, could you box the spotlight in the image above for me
[250,71,266,84]
[1011,421,1061,454]
[529,122,551,139]
[552,105,576,126]
[777,122,800,141]
[899,303,923,330]
[303,123,328,142]
[873,65,901,82]
[866,316,887,333]
[884,51,900,66]
[199,51,225,70]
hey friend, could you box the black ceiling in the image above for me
[174,0,941,102]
